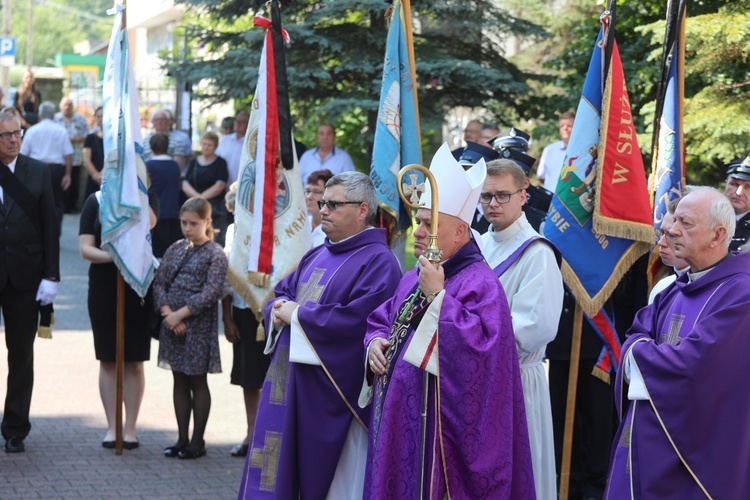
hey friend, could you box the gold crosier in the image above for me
[397,164,442,263]
[396,163,440,500]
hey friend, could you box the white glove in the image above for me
[36,279,58,306]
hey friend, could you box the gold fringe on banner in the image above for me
[255,310,266,342]
[247,271,271,288]
[591,366,611,384]
[593,66,656,245]
[560,237,649,318]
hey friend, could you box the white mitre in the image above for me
[419,142,487,225]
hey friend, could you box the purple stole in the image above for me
[370,285,430,452]
[492,236,561,277]
[606,279,728,498]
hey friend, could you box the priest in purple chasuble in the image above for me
[605,188,750,499]
[361,144,536,499]
[238,172,402,499]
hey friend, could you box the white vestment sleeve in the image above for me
[625,344,649,401]
[288,306,321,365]
[403,290,445,376]
[358,338,381,408]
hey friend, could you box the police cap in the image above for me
[727,156,750,182]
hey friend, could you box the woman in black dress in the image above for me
[13,69,41,129]
[182,132,229,246]
[79,191,158,449]
[82,107,104,202]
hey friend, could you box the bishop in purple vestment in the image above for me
[605,188,750,499]
[362,144,535,499]
[239,172,401,499]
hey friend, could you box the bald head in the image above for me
[669,187,734,272]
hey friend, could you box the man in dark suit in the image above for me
[725,156,750,250]
[0,111,60,453]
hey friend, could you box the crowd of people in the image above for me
[1,81,749,499]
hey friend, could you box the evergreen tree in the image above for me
[166,0,546,168]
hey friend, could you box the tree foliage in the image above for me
[9,0,112,73]
[166,0,547,168]
[524,0,744,186]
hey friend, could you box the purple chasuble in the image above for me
[239,228,402,499]
[605,252,750,499]
[363,239,536,499]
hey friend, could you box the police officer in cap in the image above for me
[725,156,750,251]
[491,127,553,232]
[458,141,499,233]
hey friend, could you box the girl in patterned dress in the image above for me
[153,197,228,459]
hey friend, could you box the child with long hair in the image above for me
[153,197,228,459]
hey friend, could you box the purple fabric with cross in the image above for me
[238,228,402,499]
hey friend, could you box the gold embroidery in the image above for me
[659,313,685,345]
[297,268,326,304]
[268,344,291,406]
[250,431,283,492]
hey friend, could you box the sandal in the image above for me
[231,444,249,457]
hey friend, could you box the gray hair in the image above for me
[326,171,378,224]
[684,185,736,248]
[225,181,239,214]
[486,159,526,189]
[151,109,167,121]
[39,101,55,119]
[0,111,21,127]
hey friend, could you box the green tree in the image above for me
[8,0,111,71]
[166,0,546,169]
[523,0,742,186]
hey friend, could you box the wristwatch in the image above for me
[425,290,441,303]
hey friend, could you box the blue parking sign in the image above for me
[0,37,16,56]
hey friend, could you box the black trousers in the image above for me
[548,358,617,500]
[1,284,40,440]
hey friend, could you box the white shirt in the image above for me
[20,119,74,165]
[0,156,18,204]
[298,146,354,185]
[537,140,568,192]
[216,133,244,185]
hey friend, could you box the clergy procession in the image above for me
[3,0,750,498]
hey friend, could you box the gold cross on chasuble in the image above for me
[250,431,283,492]
[660,313,685,346]
[267,344,291,406]
[297,267,326,304]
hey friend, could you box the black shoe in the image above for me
[123,440,139,450]
[230,443,249,457]
[102,440,116,449]
[164,442,187,458]
[178,446,207,460]
[4,436,25,453]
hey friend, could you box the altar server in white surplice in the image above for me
[480,159,564,500]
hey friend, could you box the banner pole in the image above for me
[559,303,583,500]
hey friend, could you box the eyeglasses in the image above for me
[317,200,362,211]
[654,228,675,244]
[479,189,523,205]
[305,189,324,196]
[0,130,23,140]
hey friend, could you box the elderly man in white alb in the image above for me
[480,158,564,500]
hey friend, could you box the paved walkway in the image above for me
[1,213,247,498]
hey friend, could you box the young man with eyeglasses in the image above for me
[0,111,60,453]
[479,158,564,500]
[239,171,401,499]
